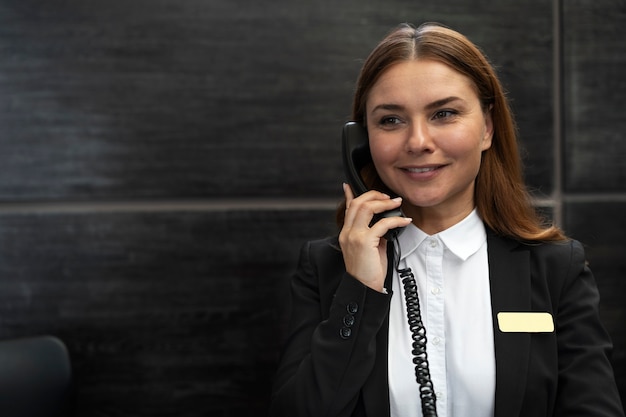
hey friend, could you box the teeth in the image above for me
[406,167,436,173]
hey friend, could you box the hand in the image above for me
[338,184,412,292]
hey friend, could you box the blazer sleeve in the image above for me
[551,240,624,416]
[270,239,391,417]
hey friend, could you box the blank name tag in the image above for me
[497,312,554,333]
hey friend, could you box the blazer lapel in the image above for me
[487,230,531,417]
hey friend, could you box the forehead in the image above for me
[367,59,478,106]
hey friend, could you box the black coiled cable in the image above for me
[397,262,438,417]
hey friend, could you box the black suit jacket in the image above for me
[270,229,624,417]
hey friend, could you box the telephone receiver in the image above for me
[341,121,404,240]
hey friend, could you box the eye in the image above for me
[378,116,403,126]
[432,110,457,120]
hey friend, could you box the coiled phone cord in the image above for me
[393,239,438,417]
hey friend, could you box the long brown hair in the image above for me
[338,22,566,242]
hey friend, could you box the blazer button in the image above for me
[347,302,358,314]
[343,314,355,327]
[340,327,352,339]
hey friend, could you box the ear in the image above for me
[481,105,494,151]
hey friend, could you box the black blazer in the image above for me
[270,229,624,417]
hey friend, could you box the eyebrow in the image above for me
[370,96,464,113]
[424,96,464,110]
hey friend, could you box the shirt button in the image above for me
[343,314,355,327]
[429,239,438,248]
[431,287,441,295]
[432,337,441,345]
[340,327,352,339]
[347,302,358,314]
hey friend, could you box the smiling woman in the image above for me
[348,24,562,242]
[365,59,493,234]
[270,23,625,417]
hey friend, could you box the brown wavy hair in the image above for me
[337,22,566,242]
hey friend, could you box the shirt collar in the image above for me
[396,208,486,262]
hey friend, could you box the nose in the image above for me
[405,119,434,154]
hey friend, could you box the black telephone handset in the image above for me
[342,121,438,417]
[341,122,403,240]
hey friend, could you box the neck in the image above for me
[402,203,475,235]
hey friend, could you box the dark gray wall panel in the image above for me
[563,201,626,404]
[0,208,336,415]
[0,0,553,201]
[3,0,623,415]
[563,1,626,192]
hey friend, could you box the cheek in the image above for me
[440,128,486,159]
[369,141,396,176]
[369,136,397,164]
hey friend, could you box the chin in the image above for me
[399,187,437,203]
[403,195,443,209]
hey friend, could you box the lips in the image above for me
[404,166,438,173]
[399,164,446,181]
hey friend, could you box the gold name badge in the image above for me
[497,312,554,333]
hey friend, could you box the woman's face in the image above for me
[366,58,493,223]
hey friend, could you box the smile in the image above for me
[404,166,439,173]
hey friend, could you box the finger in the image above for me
[343,183,355,208]
[370,215,413,238]
[372,196,403,215]
[349,195,402,229]
[342,183,358,229]
[344,188,390,227]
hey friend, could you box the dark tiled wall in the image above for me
[0,0,623,415]
[563,1,626,193]
[0,208,334,414]
[562,0,626,400]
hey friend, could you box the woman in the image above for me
[270,23,624,417]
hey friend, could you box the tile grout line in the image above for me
[552,0,565,226]
[0,193,624,215]
[0,198,343,214]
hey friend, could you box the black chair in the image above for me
[0,335,72,417]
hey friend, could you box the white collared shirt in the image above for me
[388,209,495,417]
